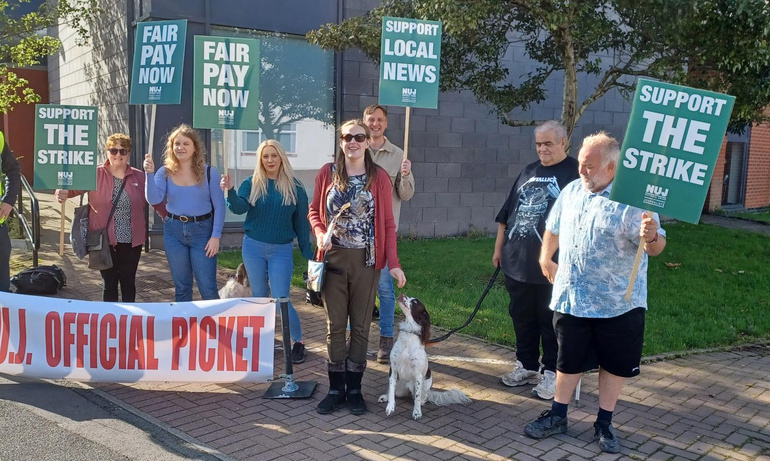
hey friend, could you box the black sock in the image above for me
[596,407,613,425]
[551,401,568,418]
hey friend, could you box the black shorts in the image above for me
[554,308,646,378]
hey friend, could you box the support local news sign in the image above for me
[0,293,275,383]
[610,79,735,223]
[379,16,442,109]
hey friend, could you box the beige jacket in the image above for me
[372,137,415,230]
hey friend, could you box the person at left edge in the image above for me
[220,139,314,364]
[144,124,226,301]
[0,131,21,292]
[56,133,147,302]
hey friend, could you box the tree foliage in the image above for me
[0,0,99,113]
[308,0,770,139]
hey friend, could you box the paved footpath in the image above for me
[6,193,770,460]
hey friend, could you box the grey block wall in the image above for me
[343,1,631,237]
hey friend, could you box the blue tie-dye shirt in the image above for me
[545,179,666,318]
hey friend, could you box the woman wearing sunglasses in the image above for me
[55,133,148,302]
[308,119,407,416]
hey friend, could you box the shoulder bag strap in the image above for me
[207,165,214,212]
[106,177,127,224]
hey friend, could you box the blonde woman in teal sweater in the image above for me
[221,140,313,363]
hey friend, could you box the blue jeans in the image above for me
[164,217,219,301]
[377,263,396,337]
[241,236,301,342]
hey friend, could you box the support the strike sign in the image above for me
[0,293,276,383]
[610,79,734,299]
[610,79,735,224]
[34,104,99,255]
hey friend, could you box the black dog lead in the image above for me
[426,266,501,345]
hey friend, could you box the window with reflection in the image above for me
[208,26,336,224]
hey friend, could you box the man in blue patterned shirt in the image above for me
[523,132,667,454]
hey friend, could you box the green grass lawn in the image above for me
[729,208,770,223]
[220,222,770,356]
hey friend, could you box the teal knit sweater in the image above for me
[226,178,313,260]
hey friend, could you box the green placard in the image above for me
[193,36,260,130]
[129,20,187,105]
[379,16,442,109]
[34,105,99,191]
[610,79,735,224]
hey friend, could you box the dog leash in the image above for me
[426,266,501,345]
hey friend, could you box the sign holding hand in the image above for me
[143,154,155,173]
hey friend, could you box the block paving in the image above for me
[8,192,769,460]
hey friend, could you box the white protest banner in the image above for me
[0,293,275,383]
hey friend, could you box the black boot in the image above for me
[346,359,367,415]
[317,361,346,414]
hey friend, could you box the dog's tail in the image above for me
[427,389,472,406]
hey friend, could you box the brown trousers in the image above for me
[322,247,380,363]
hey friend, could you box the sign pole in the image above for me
[223,130,228,198]
[148,104,157,156]
[403,106,411,161]
[625,240,645,301]
[59,202,65,256]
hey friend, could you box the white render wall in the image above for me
[48,0,131,146]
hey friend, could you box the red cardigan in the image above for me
[66,163,147,247]
[308,163,401,271]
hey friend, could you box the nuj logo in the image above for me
[645,184,668,197]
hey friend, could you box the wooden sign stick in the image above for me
[403,106,411,161]
[624,240,644,301]
[59,202,66,256]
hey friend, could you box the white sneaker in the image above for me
[531,370,556,400]
[500,360,541,387]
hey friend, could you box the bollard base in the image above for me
[263,380,317,399]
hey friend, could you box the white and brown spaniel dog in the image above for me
[219,263,251,299]
[378,294,472,420]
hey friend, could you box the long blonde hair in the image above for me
[163,124,206,182]
[249,140,298,206]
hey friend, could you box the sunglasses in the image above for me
[340,133,367,143]
[108,148,129,156]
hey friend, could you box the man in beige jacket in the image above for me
[363,104,415,363]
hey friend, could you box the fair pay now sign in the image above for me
[610,79,735,224]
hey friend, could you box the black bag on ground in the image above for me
[10,265,67,295]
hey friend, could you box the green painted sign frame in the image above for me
[129,20,187,105]
[34,104,99,191]
[193,36,261,130]
[610,79,735,224]
[379,16,442,109]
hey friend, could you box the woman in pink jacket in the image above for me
[56,133,147,302]
[308,119,406,416]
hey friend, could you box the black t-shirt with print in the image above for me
[495,155,580,284]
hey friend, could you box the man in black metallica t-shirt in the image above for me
[492,120,579,400]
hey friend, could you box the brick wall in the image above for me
[745,122,770,209]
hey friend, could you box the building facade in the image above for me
[39,0,770,247]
